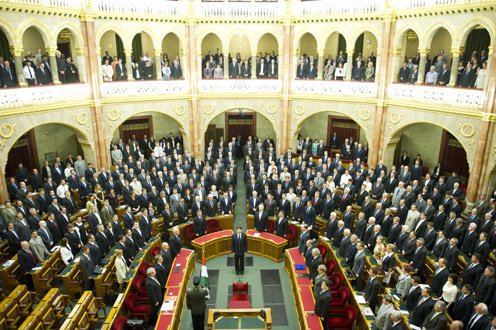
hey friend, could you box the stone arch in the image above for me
[17,19,52,48]
[458,18,495,48]
[351,30,380,59]
[256,33,279,55]
[96,25,131,50]
[228,33,251,61]
[131,31,156,58]
[161,32,182,61]
[0,18,16,46]
[298,32,318,57]
[293,30,318,53]
[200,32,224,57]
[323,31,347,58]
[393,25,423,50]
[53,23,84,50]
[422,21,456,50]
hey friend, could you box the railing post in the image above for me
[12,46,27,87]
[317,49,325,80]
[223,52,229,79]
[416,48,429,85]
[155,50,162,80]
[46,47,61,85]
[448,47,460,87]
[345,49,354,80]
[251,51,257,79]
[124,49,133,80]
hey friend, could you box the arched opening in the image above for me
[131,32,155,80]
[352,32,378,81]
[323,32,347,80]
[21,26,46,86]
[160,32,180,79]
[111,112,187,163]
[5,124,91,179]
[228,33,251,79]
[396,29,419,83]
[428,28,453,81]
[294,112,369,162]
[0,28,11,60]
[204,110,277,151]
[256,33,279,79]
[385,123,469,180]
[99,30,125,65]
[56,28,76,58]
[201,33,223,79]
[463,25,491,89]
[298,32,318,79]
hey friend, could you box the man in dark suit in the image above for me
[153,254,168,288]
[254,204,268,232]
[86,234,103,265]
[314,279,332,330]
[231,227,248,275]
[411,238,427,275]
[411,287,434,327]
[169,227,182,258]
[459,62,476,88]
[441,238,460,273]
[159,242,173,277]
[298,224,310,254]
[431,258,449,297]
[463,253,483,287]
[18,241,37,291]
[364,267,380,311]
[308,247,324,281]
[146,267,164,326]
[450,284,475,325]
[193,210,207,237]
[274,211,288,238]
[80,246,95,291]
[474,266,496,304]
[465,303,491,330]
[422,301,448,330]
[219,192,232,215]
[186,276,209,330]
[405,276,422,312]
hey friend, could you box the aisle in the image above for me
[233,160,247,229]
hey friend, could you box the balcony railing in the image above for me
[388,84,486,109]
[198,79,281,93]
[91,0,186,16]
[100,80,189,98]
[394,0,494,10]
[292,80,377,98]
[0,84,90,110]
[293,0,382,16]
[196,1,284,18]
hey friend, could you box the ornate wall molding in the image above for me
[292,80,377,98]
[100,81,189,98]
[198,80,281,94]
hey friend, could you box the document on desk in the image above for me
[361,307,374,316]
[355,294,367,305]
[252,232,261,237]
[2,260,15,267]
[31,266,42,271]
[50,246,60,252]
[161,300,175,312]
[321,236,330,242]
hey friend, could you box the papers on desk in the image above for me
[73,257,80,264]
[419,284,431,290]
[410,326,422,330]
[79,208,87,213]
[160,300,175,312]
[393,294,401,301]
[361,307,374,316]
[31,266,42,271]
[355,294,367,305]
[399,309,409,315]
[50,246,60,252]
[291,221,300,225]
[2,260,15,267]
[252,232,261,237]
[321,236,330,242]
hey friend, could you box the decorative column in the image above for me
[46,47,61,85]
[416,48,429,85]
[345,49,354,80]
[251,51,257,79]
[317,49,324,80]
[187,18,200,157]
[484,46,493,91]
[390,48,402,83]
[280,17,293,153]
[180,47,189,81]
[223,51,229,79]
[0,167,7,204]
[124,49,133,80]
[75,47,87,83]
[448,47,460,87]
[155,50,162,80]
[12,47,27,87]
[197,50,203,80]
[95,47,104,84]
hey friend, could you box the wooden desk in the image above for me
[156,248,195,330]
[0,257,20,290]
[101,294,125,330]
[167,215,235,245]
[246,214,301,245]
[317,237,375,330]
[29,249,63,295]
[60,260,83,298]
[246,229,287,262]
[191,230,233,261]
[207,308,273,328]
[284,247,324,330]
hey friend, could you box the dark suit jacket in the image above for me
[422,310,447,330]
[412,297,434,327]
[431,267,449,297]
[80,254,95,280]
[464,312,489,330]
[405,286,422,311]
[450,293,474,325]
[18,249,37,274]
[441,245,459,273]
[462,263,483,286]
[231,233,248,255]
[146,277,164,307]
[274,217,288,237]
[193,216,207,236]
[169,235,182,258]
[314,290,331,318]
[474,275,496,304]
[154,263,168,287]
[309,255,323,280]
[254,211,269,232]
[364,277,380,310]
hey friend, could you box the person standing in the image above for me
[315,279,332,330]
[145,267,163,326]
[187,276,209,330]
[231,226,248,275]
[80,246,95,291]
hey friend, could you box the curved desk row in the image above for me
[191,229,288,262]
[166,215,234,244]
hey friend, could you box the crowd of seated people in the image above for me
[398,48,488,89]
[201,48,278,79]
[0,49,78,88]
[297,51,376,81]
[101,50,182,82]
[227,131,496,328]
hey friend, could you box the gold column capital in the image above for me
[488,46,493,55]
[75,48,85,56]
[346,49,355,55]
[155,50,163,58]
[418,48,430,57]
[392,48,402,56]
[450,48,461,57]
[317,49,325,56]
[45,47,58,56]
[80,12,96,22]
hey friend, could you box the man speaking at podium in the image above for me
[232,226,248,275]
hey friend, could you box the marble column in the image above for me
[484,46,493,91]
[124,49,133,80]
[448,48,460,87]
[251,51,257,79]
[223,52,229,79]
[75,47,86,83]
[12,47,26,87]
[46,47,61,85]
[317,49,324,80]
[0,167,7,204]
[280,19,293,153]
[390,48,402,83]
[345,49,354,80]
[187,19,200,157]
[416,48,429,85]
[95,47,104,84]
[155,50,162,80]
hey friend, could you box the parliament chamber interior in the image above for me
[0,0,496,329]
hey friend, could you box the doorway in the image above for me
[225,112,256,142]
[119,116,153,143]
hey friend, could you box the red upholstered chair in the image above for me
[317,245,328,260]
[231,282,249,302]
[286,225,297,245]
[124,293,150,322]
[327,306,357,329]
[330,287,350,308]
[112,316,128,330]
[267,221,275,233]
[185,224,196,241]
[328,272,344,292]
[206,219,222,233]
[151,246,161,257]
[324,259,336,277]
[139,261,152,277]
[132,275,149,297]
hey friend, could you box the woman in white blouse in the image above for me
[475,61,487,89]
[442,273,458,309]
[334,63,345,80]
[115,249,129,292]
[396,264,412,298]
[60,238,74,266]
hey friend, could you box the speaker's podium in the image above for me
[207,308,272,330]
